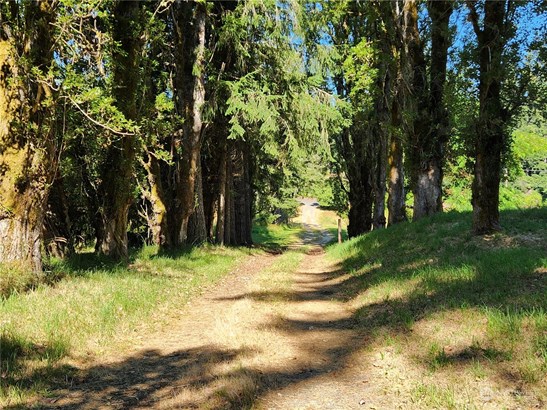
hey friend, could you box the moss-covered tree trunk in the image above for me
[95,1,143,260]
[468,1,506,234]
[171,1,206,246]
[0,1,56,273]
[142,152,169,246]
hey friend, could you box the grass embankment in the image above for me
[327,208,546,407]
[0,245,256,407]
[317,207,348,242]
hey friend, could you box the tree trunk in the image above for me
[468,1,506,234]
[187,155,207,244]
[202,145,218,243]
[347,153,374,238]
[0,2,56,273]
[388,0,408,226]
[406,0,452,220]
[142,152,169,246]
[172,1,206,246]
[232,142,253,245]
[216,142,227,245]
[388,133,407,225]
[226,149,236,245]
[403,0,432,220]
[242,142,253,245]
[43,176,73,258]
[370,4,394,231]
[348,190,373,238]
[372,132,387,230]
[96,0,142,260]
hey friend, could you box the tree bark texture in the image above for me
[371,36,392,231]
[95,0,143,260]
[387,1,408,226]
[346,135,374,238]
[142,152,169,246]
[232,142,253,245]
[216,141,227,245]
[0,1,56,273]
[370,2,396,231]
[202,142,218,243]
[405,0,452,220]
[387,132,407,225]
[468,1,506,234]
[212,141,253,246]
[187,155,207,244]
[172,1,206,246]
[225,152,235,245]
[372,129,387,230]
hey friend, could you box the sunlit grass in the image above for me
[0,244,257,407]
[252,223,302,248]
[327,208,547,406]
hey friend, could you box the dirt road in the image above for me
[292,198,334,247]
[42,203,410,409]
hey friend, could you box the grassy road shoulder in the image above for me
[0,245,258,407]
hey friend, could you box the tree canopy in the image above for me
[0,0,545,273]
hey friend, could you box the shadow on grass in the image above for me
[3,209,546,409]
[0,332,78,405]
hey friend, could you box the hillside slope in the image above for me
[326,208,546,408]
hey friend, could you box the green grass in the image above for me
[411,383,459,409]
[252,223,302,249]
[327,208,547,398]
[317,208,348,243]
[0,244,257,407]
[0,263,37,298]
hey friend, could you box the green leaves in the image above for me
[343,40,377,102]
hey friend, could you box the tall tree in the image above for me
[170,0,207,246]
[409,0,452,220]
[370,1,397,230]
[95,0,144,259]
[0,1,57,272]
[466,0,511,233]
[386,0,407,226]
[330,3,376,238]
[425,0,452,212]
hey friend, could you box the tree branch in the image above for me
[67,97,136,137]
[465,0,482,38]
